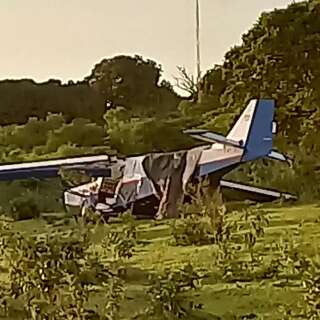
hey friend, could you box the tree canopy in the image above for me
[0,79,105,125]
[86,55,181,117]
[201,0,320,147]
[0,56,181,126]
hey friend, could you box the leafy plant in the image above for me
[143,263,202,320]
[0,217,128,319]
[171,190,227,246]
[238,207,269,263]
[300,259,320,319]
[102,211,137,261]
[8,193,41,221]
[216,207,272,283]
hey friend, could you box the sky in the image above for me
[0,0,296,88]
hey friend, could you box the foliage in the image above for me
[0,179,63,215]
[2,202,320,318]
[275,235,320,319]
[102,211,137,261]
[188,0,320,200]
[58,167,92,189]
[45,118,106,153]
[0,223,92,318]
[300,258,320,319]
[214,206,277,283]
[104,109,197,155]
[0,79,105,125]
[143,264,202,320]
[1,1,320,204]
[0,216,131,319]
[171,190,227,246]
[8,193,41,221]
[0,114,108,158]
[237,207,269,262]
[173,66,198,100]
[171,214,216,246]
[0,114,114,216]
[87,55,180,117]
[224,0,320,140]
[3,2,320,318]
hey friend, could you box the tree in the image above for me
[217,0,320,143]
[183,0,320,200]
[104,106,197,156]
[86,55,181,117]
[173,66,198,100]
[0,79,105,125]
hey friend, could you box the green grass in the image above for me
[2,203,320,319]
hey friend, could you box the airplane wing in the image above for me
[0,155,113,181]
[220,179,297,202]
[267,150,293,163]
[184,129,244,148]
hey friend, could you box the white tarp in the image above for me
[117,156,155,205]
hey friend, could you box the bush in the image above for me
[171,190,227,246]
[171,214,215,246]
[0,180,63,215]
[0,217,129,319]
[143,264,202,320]
[102,211,137,261]
[8,194,41,221]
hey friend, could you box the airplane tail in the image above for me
[226,99,276,162]
[185,98,291,164]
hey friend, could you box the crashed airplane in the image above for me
[0,99,296,220]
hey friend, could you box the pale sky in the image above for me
[1,0,296,87]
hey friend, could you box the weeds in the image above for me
[8,194,41,221]
[171,191,227,246]
[300,258,320,319]
[2,197,320,319]
[0,212,130,319]
[0,223,99,319]
[142,263,202,320]
[102,211,137,261]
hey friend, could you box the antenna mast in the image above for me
[195,0,201,100]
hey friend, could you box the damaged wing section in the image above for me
[220,179,297,202]
[141,147,203,219]
[63,147,296,218]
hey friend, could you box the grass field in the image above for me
[1,202,320,319]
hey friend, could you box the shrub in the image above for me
[0,226,90,318]
[171,190,227,246]
[171,214,215,246]
[8,194,41,221]
[0,218,128,319]
[102,211,137,261]
[142,264,202,320]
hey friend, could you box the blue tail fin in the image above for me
[227,99,276,162]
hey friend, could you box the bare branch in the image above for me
[173,66,198,98]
